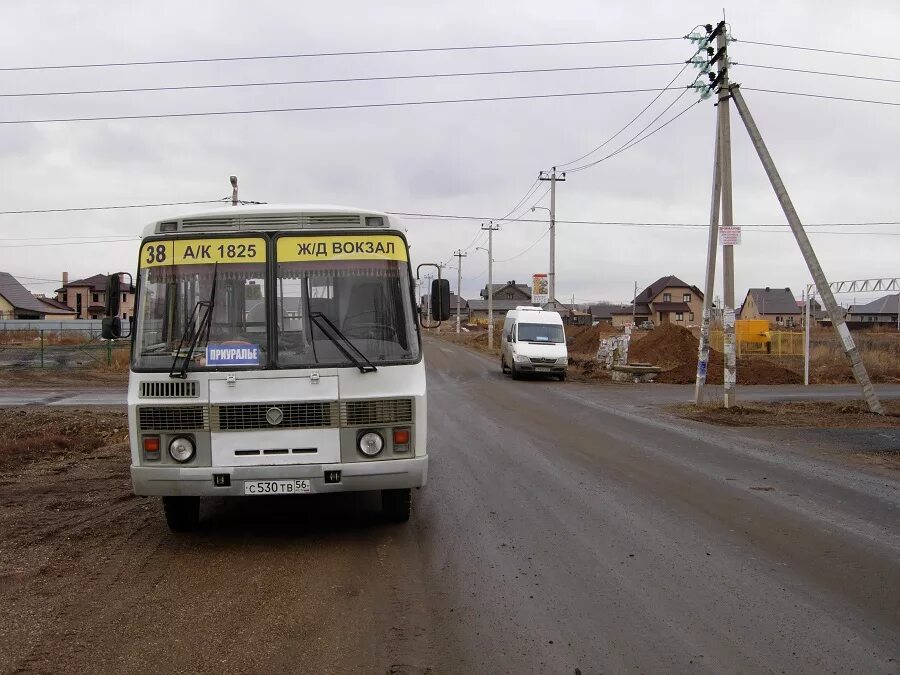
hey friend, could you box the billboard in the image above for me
[532,273,549,305]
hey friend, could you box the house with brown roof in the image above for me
[739,287,801,327]
[0,272,51,320]
[56,273,135,320]
[610,276,704,328]
[35,296,77,320]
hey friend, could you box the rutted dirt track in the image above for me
[1,341,899,673]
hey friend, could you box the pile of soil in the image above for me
[629,324,801,385]
[0,407,128,472]
[565,324,620,355]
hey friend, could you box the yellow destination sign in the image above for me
[139,238,266,268]
[276,235,407,262]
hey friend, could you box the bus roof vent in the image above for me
[181,218,237,230]
[306,214,364,227]
[238,215,304,228]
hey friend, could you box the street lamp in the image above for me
[532,206,552,307]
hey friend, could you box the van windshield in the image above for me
[518,323,565,343]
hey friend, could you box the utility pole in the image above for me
[453,250,467,334]
[632,281,638,327]
[539,167,566,307]
[694,81,723,403]
[481,222,500,348]
[729,84,884,414]
[709,21,738,408]
[230,175,239,206]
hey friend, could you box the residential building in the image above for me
[846,293,900,326]
[480,280,532,303]
[0,272,50,320]
[739,287,801,327]
[35,296,77,320]
[588,302,630,325]
[420,293,469,323]
[468,280,533,324]
[56,272,135,320]
[610,276,704,328]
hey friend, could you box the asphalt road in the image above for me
[1,340,898,674]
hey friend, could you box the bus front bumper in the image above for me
[131,456,428,496]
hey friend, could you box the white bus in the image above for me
[102,205,450,531]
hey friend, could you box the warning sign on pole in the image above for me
[719,226,742,246]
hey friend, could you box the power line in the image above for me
[557,62,691,167]
[1,238,139,248]
[741,87,900,107]
[735,39,900,63]
[566,96,703,173]
[1,62,685,98]
[0,199,226,215]
[0,37,685,72]
[494,179,542,222]
[737,62,900,85]
[391,212,900,227]
[0,86,689,125]
[495,228,551,263]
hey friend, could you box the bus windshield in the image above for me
[131,233,420,371]
[133,261,268,371]
[276,260,419,368]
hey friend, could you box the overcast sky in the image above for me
[2,0,898,307]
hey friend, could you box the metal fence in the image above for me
[0,319,103,333]
[0,330,128,369]
[709,330,806,356]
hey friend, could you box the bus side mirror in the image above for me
[102,316,122,340]
[106,274,122,317]
[431,279,451,321]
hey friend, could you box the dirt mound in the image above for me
[629,323,697,368]
[629,323,801,385]
[565,324,619,355]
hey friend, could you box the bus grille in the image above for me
[138,406,209,431]
[211,402,339,431]
[340,398,413,427]
[139,381,198,398]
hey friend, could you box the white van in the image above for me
[500,306,568,381]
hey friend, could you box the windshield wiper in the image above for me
[309,312,377,374]
[169,263,219,379]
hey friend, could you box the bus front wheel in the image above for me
[381,488,411,523]
[163,496,200,532]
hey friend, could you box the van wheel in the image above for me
[511,362,521,380]
[382,488,411,522]
[557,372,567,382]
[163,496,200,532]
[501,356,509,374]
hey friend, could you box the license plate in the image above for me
[244,479,311,495]
[535,366,551,372]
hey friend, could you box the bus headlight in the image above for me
[358,431,384,457]
[169,436,195,463]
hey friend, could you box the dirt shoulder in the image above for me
[670,399,900,429]
[0,407,437,673]
[668,401,900,472]
[0,368,128,389]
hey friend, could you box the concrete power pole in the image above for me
[694,77,723,403]
[713,24,738,409]
[729,85,884,415]
[453,250,467,334]
[230,175,238,206]
[539,167,566,306]
[481,222,500,348]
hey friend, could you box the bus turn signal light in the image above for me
[393,429,410,445]
[142,436,161,459]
